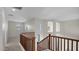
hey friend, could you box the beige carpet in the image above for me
[4,38,24,51]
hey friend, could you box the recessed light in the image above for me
[12,8,16,11]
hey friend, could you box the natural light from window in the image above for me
[56,22,60,32]
[48,21,53,32]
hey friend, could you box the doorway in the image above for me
[5,21,25,51]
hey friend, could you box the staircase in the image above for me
[37,34,79,51]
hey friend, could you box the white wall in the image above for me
[24,19,47,42]
[8,21,25,40]
[25,18,61,42]
[0,8,4,50]
[24,18,79,41]
[61,20,79,39]
[25,19,35,32]
[59,20,79,50]
[0,8,8,50]
[3,8,8,46]
[35,19,47,41]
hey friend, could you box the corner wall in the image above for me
[0,8,8,50]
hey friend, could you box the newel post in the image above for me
[49,34,51,49]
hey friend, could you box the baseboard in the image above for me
[19,43,25,51]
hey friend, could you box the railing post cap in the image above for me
[49,34,51,35]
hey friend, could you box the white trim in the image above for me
[8,19,26,23]
[19,43,25,51]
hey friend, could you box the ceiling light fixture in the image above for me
[12,8,16,11]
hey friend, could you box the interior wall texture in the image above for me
[0,8,8,50]
[24,19,48,41]
[0,8,4,50]
[60,20,79,39]
[25,18,61,42]
[8,21,25,40]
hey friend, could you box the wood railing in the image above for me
[20,33,35,51]
[49,34,79,51]
[38,34,79,51]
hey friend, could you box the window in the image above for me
[56,22,60,32]
[47,21,60,35]
[56,22,60,36]
[48,21,53,32]
[25,24,31,31]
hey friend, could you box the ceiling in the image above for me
[5,7,79,22]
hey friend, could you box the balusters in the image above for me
[76,41,78,51]
[53,37,54,51]
[64,39,65,51]
[61,38,62,51]
[55,37,57,51]
[49,34,79,51]
[67,40,69,51]
[49,34,51,49]
[71,40,73,51]
[58,38,59,51]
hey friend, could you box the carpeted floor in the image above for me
[4,38,24,51]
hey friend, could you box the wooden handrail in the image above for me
[37,36,49,51]
[21,34,35,40]
[37,36,49,44]
[51,35,79,41]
